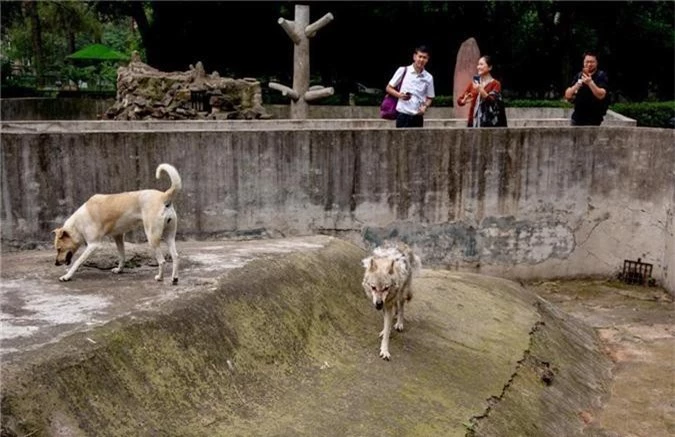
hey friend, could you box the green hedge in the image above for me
[350,94,457,107]
[350,95,575,108]
[351,94,383,106]
[609,102,675,128]
[504,99,572,108]
[358,96,674,128]
[498,100,674,128]
[265,91,674,128]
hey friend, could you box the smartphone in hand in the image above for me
[473,75,480,84]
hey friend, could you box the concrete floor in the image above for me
[526,280,674,437]
[1,237,332,361]
[1,238,672,436]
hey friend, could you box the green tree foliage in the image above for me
[2,1,673,101]
[1,0,140,91]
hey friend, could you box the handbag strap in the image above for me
[395,66,407,91]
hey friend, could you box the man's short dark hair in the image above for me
[415,45,430,56]
[583,50,599,60]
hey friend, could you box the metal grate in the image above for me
[190,90,211,113]
[621,258,653,285]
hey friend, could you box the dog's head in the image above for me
[362,257,396,310]
[52,228,80,266]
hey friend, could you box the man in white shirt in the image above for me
[385,45,435,128]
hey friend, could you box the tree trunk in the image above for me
[24,1,44,87]
[68,32,76,54]
[129,1,157,65]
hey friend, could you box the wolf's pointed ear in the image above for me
[369,258,377,272]
[388,259,395,274]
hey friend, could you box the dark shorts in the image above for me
[396,112,424,128]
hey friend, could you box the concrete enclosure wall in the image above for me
[1,124,673,290]
[1,97,116,121]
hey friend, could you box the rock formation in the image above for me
[453,38,481,121]
[105,53,270,120]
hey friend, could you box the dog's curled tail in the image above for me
[156,163,182,201]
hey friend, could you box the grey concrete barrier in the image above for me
[1,123,672,292]
[1,97,116,121]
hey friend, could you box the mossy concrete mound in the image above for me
[469,298,613,436]
[1,237,611,436]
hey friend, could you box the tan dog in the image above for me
[361,242,421,360]
[53,163,182,284]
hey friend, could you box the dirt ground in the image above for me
[525,279,674,437]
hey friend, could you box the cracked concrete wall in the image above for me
[666,188,675,294]
[2,125,673,289]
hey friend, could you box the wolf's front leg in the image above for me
[379,308,394,360]
[394,300,405,332]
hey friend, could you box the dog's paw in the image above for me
[154,274,163,281]
[172,277,178,285]
[111,267,122,274]
[58,275,71,282]
[394,321,404,332]
[379,349,391,360]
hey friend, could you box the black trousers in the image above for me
[571,115,603,126]
[396,112,424,128]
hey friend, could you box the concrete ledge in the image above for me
[2,124,672,291]
[1,111,634,133]
[1,98,635,127]
[1,237,612,436]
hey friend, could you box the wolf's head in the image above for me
[361,257,397,310]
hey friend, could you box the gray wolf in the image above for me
[361,242,421,360]
[53,163,181,284]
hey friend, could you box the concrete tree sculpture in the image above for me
[269,4,334,119]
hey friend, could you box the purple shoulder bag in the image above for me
[380,67,407,120]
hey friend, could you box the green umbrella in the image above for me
[66,44,129,62]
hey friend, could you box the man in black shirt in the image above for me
[564,51,609,126]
